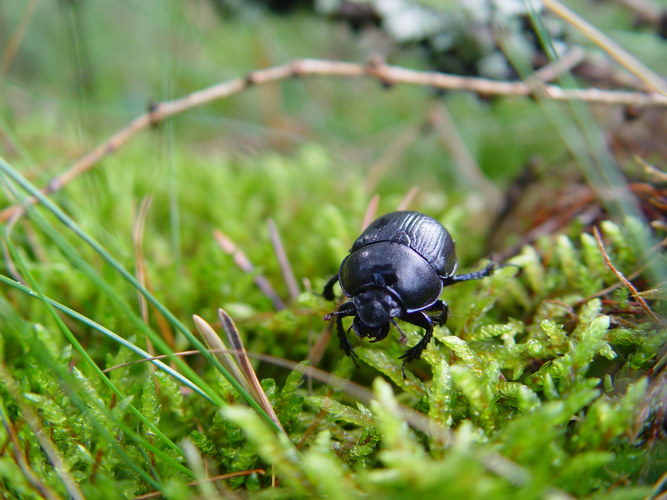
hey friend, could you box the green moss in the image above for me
[1,2,665,497]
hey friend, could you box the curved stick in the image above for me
[3,58,666,222]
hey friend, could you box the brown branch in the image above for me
[593,226,663,324]
[213,229,286,311]
[2,58,666,223]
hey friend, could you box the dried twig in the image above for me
[494,185,600,261]
[636,155,667,184]
[267,218,300,303]
[193,311,284,433]
[593,226,662,324]
[542,0,667,95]
[2,58,665,223]
[361,194,380,231]
[531,46,586,83]
[1,0,38,74]
[134,469,266,500]
[213,229,286,311]
[397,186,419,211]
[217,309,285,433]
[429,102,502,209]
[575,249,665,306]
[364,123,424,193]
[132,197,175,350]
[307,323,333,368]
[133,197,152,328]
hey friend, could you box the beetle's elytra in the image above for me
[324,210,495,377]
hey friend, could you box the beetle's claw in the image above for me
[398,341,427,365]
[350,350,360,366]
[343,346,360,367]
[398,349,417,362]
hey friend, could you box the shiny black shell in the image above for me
[339,211,457,313]
[351,211,457,276]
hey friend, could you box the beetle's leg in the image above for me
[441,261,496,288]
[424,300,449,326]
[324,301,359,365]
[336,316,359,366]
[390,319,408,344]
[397,311,434,378]
[322,274,339,301]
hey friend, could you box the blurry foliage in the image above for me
[1,144,665,497]
[0,0,666,498]
[317,0,569,79]
[215,0,570,79]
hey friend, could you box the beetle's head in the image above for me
[352,288,402,336]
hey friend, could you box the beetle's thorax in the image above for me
[352,288,402,328]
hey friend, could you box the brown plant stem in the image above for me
[593,226,662,324]
[2,58,666,223]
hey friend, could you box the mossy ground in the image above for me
[0,2,665,498]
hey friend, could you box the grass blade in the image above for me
[0,154,280,431]
[217,309,285,433]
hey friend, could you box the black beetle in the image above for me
[323,210,495,376]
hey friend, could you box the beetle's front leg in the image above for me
[324,301,359,365]
[322,274,339,301]
[336,316,358,364]
[397,311,434,378]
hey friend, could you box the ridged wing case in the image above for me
[350,211,457,277]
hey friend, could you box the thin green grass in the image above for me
[0,155,283,433]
